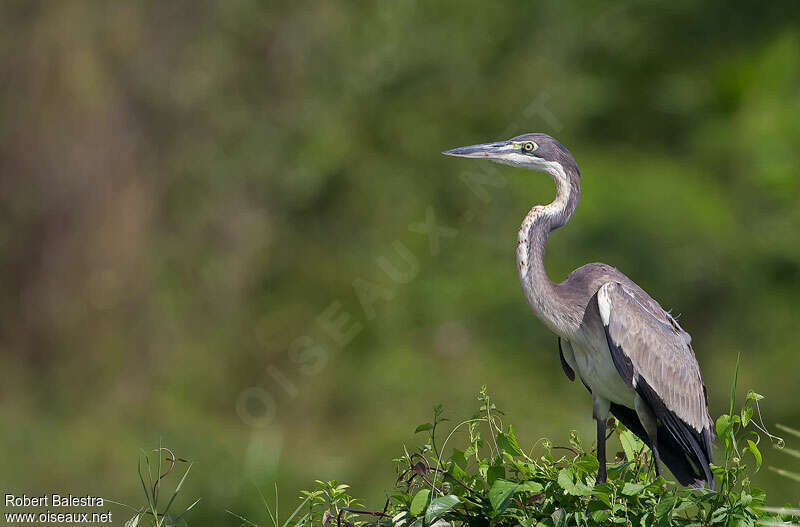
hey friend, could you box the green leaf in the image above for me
[709,463,726,476]
[655,496,676,519]
[449,466,467,482]
[727,514,750,527]
[557,468,592,496]
[415,423,433,433]
[621,482,647,496]
[740,492,752,507]
[591,484,613,508]
[573,481,593,496]
[450,449,467,470]
[449,448,468,480]
[746,391,764,402]
[487,479,544,515]
[715,414,732,440]
[710,506,729,523]
[573,453,599,475]
[557,468,574,491]
[392,511,410,527]
[486,463,504,487]
[645,476,668,491]
[425,495,460,523]
[741,405,753,427]
[745,439,762,471]
[569,430,582,451]
[410,489,430,516]
[673,500,698,516]
[619,429,640,462]
[519,481,543,493]
[551,509,567,527]
[587,498,610,517]
[496,427,524,457]
[488,480,519,514]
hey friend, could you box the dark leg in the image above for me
[596,417,607,484]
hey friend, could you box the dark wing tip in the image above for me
[636,375,715,489]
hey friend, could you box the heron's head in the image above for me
[442,133,578,177]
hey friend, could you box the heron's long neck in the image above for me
[516,163,581,336]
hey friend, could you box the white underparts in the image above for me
[592,393,611,421]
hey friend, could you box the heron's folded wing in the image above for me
[596,282,710,434]
[598,281,713,487]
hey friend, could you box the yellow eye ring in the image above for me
[522,141,537,152]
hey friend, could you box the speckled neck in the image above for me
[516,162,581,336]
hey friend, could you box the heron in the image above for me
[443,133,713,488]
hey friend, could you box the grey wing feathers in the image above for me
[597,282,710,432]
[598,281,714,487]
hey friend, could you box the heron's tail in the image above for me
[610,403,714,489]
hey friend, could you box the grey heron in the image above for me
[443,134,714,488]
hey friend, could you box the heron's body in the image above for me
[547,266,637,408]
[445,133,714,488]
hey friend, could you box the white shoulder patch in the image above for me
[597,282,614,326]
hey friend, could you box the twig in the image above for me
[152,447,177,500]
[551,446,579,456]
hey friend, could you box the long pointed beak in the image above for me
[442,140,514,159]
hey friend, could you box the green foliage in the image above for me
[109,446,199,527]
[707,357,800,525]
[266,382,798,527]
[227,480,362,527]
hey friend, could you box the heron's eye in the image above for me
[522,141,537,153]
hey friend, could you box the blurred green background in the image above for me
[1,1,799,524]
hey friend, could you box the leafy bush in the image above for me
[234,378,800,527]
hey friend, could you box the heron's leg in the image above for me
[595,418,607,483]
[592,395,611,484]
[634,394,662,478]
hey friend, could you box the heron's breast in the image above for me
[570,329,636,407]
